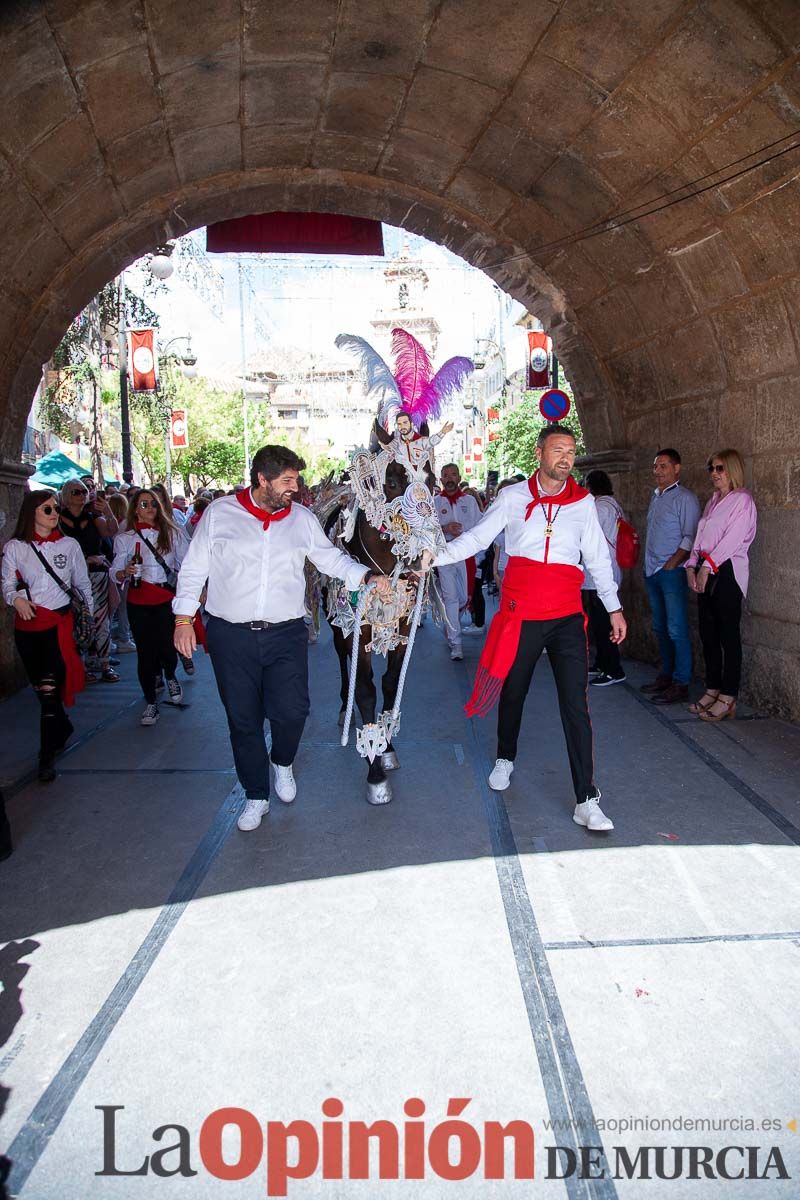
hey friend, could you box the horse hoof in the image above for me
[380,750,400,771]
[338,709,346,728]
[366,780,393,805]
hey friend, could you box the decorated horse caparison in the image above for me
[319,327,474,805]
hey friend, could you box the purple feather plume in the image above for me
[391,328,433,412]
[417,356,475,422]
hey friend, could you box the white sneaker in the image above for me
[450,643,463,661]
[273,763,296,803]
[116,640,137,653]
[237,797,270,831]
[573,791,614,831]
[164,678,183,705]
[488,758,514,790]
[140,703,159,726]
[462,624,485,636]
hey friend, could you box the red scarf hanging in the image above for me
[464,557,584,718]
[15,604,86,707]
[33,530,64,544]
[236,489,292,529]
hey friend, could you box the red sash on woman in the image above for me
[464,556,584,718]
[15,605,86,707]
[127,579,175,606]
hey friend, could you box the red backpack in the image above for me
[615,516,640,569]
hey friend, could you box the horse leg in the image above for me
[355,638,392,805]
[377,641,406,771]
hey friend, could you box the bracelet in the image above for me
[174,617,193,626]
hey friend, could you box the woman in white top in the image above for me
[112,489,188,726]
[2,490,93,781]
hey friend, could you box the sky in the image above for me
[130,224,531,384]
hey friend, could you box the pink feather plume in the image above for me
[391,328,433,412]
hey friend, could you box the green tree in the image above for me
[180,439,245,488]
[486,387,585,476]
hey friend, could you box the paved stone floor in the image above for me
[2,609,800,1198]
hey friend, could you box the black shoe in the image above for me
[109,656,121,666]
[591,672,626,687]
[38,758,57,784]
[651,683,689,705]
[180,654,195,676]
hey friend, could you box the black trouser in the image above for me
[206,615,309,799]
[14,625,73,762]
[497,613,595,803]
[585,589,623,678]
[127,601,178,703]
[471,562,486,628]
[697,560,743,696]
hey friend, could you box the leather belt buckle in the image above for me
[248,620,270,630]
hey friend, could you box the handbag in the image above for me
[139,535,178,591]
[29,543,94,652]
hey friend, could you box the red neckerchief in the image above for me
[135,522,158,532]
[442,489,466,506]
[524,473,587,520]
[236,488,292,530]
[33,530,63,543]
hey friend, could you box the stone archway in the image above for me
[1,0,799,714]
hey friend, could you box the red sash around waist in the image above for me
[127,579,175,606]
[15,604,86,707]
[464,557,584,718]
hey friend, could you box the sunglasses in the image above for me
[40,504,58,515]
[707,464,726,474]
[138,499,157,508]
[69,488,87,496]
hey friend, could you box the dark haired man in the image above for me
[421,425,625,832]
[174,445,391,832]
[642,448,701,704]
[434,463,483,659]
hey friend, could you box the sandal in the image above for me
[688,690,720,715]
[699,696,736,722]
[100,668,120,683]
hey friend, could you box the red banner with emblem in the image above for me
[170,409,189,450]
[129,329,157,392]
[527,331,551,390]
[472,436,484,463]
[206,213,384,256]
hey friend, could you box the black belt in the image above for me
[232,618,298,631]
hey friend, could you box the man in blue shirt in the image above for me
[642,448,701,704]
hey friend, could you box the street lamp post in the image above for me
[118,273,133,485]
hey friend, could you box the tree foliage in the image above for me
[486,386,586,477]
[180,439,244,487]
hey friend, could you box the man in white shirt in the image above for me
[434,463,483,660]
[422,426,626,832]
[174,445,391,833]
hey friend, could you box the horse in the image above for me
[326,459,418,806]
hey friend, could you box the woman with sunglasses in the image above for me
[685,449,757,722]
[58,477,119,683]
[2,490,93,781]
[112,489,188,726]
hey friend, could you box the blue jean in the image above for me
[645,568,692,685]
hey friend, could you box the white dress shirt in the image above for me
[2,536,93,612]
[435,476,621,612]
[434,492,482,541]
[111,526,189,586]
[173,492,369,623]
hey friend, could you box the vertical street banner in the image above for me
[464,452,473,477]
[170,409,189,450]
[129,329,157,392]
[472,436,484,464]
[527,331,551,390]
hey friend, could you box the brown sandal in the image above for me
[699,696,736,722]
[688,690,719,715]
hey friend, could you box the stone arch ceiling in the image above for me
[0,0,799,470]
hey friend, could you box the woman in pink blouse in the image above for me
[685,449,757,721]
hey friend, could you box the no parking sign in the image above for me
[538,388,571,421]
